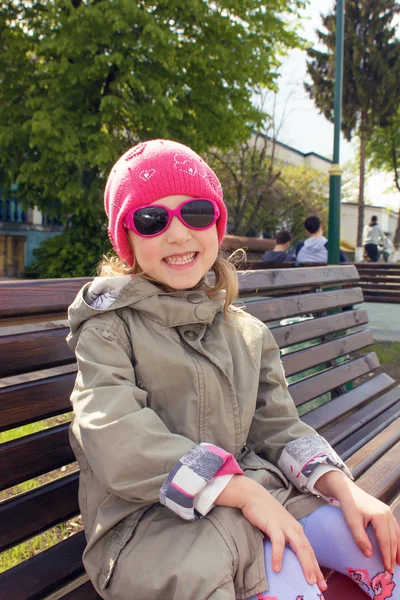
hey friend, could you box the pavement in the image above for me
[362,302,400,343]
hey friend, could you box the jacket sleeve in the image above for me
[71,320,242,520]
[246,325,352,497]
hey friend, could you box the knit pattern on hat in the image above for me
[105,139,227,266]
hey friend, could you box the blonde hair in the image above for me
[97,248,245,317]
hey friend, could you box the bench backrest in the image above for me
[245,261,400,304]
[1,265,400,599]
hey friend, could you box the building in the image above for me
[0,194,62,277]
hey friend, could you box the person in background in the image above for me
[296,216,347,263]
[362,215,385,262]
[262,230,295,263]
[382,232,395,263]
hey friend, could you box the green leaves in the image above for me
[1,0,307,277]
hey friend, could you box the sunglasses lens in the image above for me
[181,200,215,229]
[134,207,169,235]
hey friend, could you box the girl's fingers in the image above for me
[396,520,400,565]
[388,518,398,572]
[270,532,285,573]
[373,518,392,572]
[347,516,373,558]
[289,534,326,591]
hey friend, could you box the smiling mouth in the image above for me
[163,252,198,266]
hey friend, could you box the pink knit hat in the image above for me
[105,139,227,266]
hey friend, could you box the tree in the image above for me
[367,109,400,244]
[0,0,308,277]
[206,133,283,235]
[207,135,328,241]
[305,0,400,251]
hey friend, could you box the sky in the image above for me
[271,0,399,210]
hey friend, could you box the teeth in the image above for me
[164,252,196,265]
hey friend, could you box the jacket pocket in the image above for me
[99,507,149,590]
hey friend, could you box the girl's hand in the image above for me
[215,475,327,592]
[316,471,400,572]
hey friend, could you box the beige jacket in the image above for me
[67,276,351,600]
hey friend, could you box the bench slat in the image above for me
[289,352,380,406]
[360,276,400,284]
[0,473,79,552]
[237,265,359,294]
[0,328,73,378]
[58,578,101,600]
[271,309,369,348]
[356,262,400,269]
[0,424,74,491]
[244,288,363,323]
[282,330,373,377]
[323,384,400,446]
[354,441,400,505]
[0,279,91,320]
[362,295,400,304]
[345,418,400,480]
[0,372,75,432]
[303,373,395,432]
[360,282,400,291]
[0,532,87,600]
[333,398,400,460]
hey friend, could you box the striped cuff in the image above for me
[194,473,234,516]
[160,443,243,521]
[277,435,353,495]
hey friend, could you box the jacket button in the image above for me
[187,293,203,304]
[184,330,198,340]
[195,304,212,320]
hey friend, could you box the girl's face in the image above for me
[127,195,219,290]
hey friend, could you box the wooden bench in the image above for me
[1,265,400,600]
[245,261,400,304]
[355,262,400,304]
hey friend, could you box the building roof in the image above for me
[255,132,333,165]
[341,202,399,216]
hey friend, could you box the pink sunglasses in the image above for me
[123,198,220,238]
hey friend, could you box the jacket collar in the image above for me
[81,275,225,328]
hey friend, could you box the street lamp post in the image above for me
[327,0,345,264]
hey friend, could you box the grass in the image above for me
[369,342,400,364]
[0,413,71,444]
[0,414,77,574]
[0,525,66,573]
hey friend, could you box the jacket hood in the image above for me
[296,236,328,263]
[302,236,328,250]
[67,275,225,351]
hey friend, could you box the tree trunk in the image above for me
[392,143,400,246]
[395,210,400,246]
[356,118,368,249]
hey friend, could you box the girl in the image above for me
[67,139,399,600]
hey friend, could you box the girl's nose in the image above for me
[165,216,192,244]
